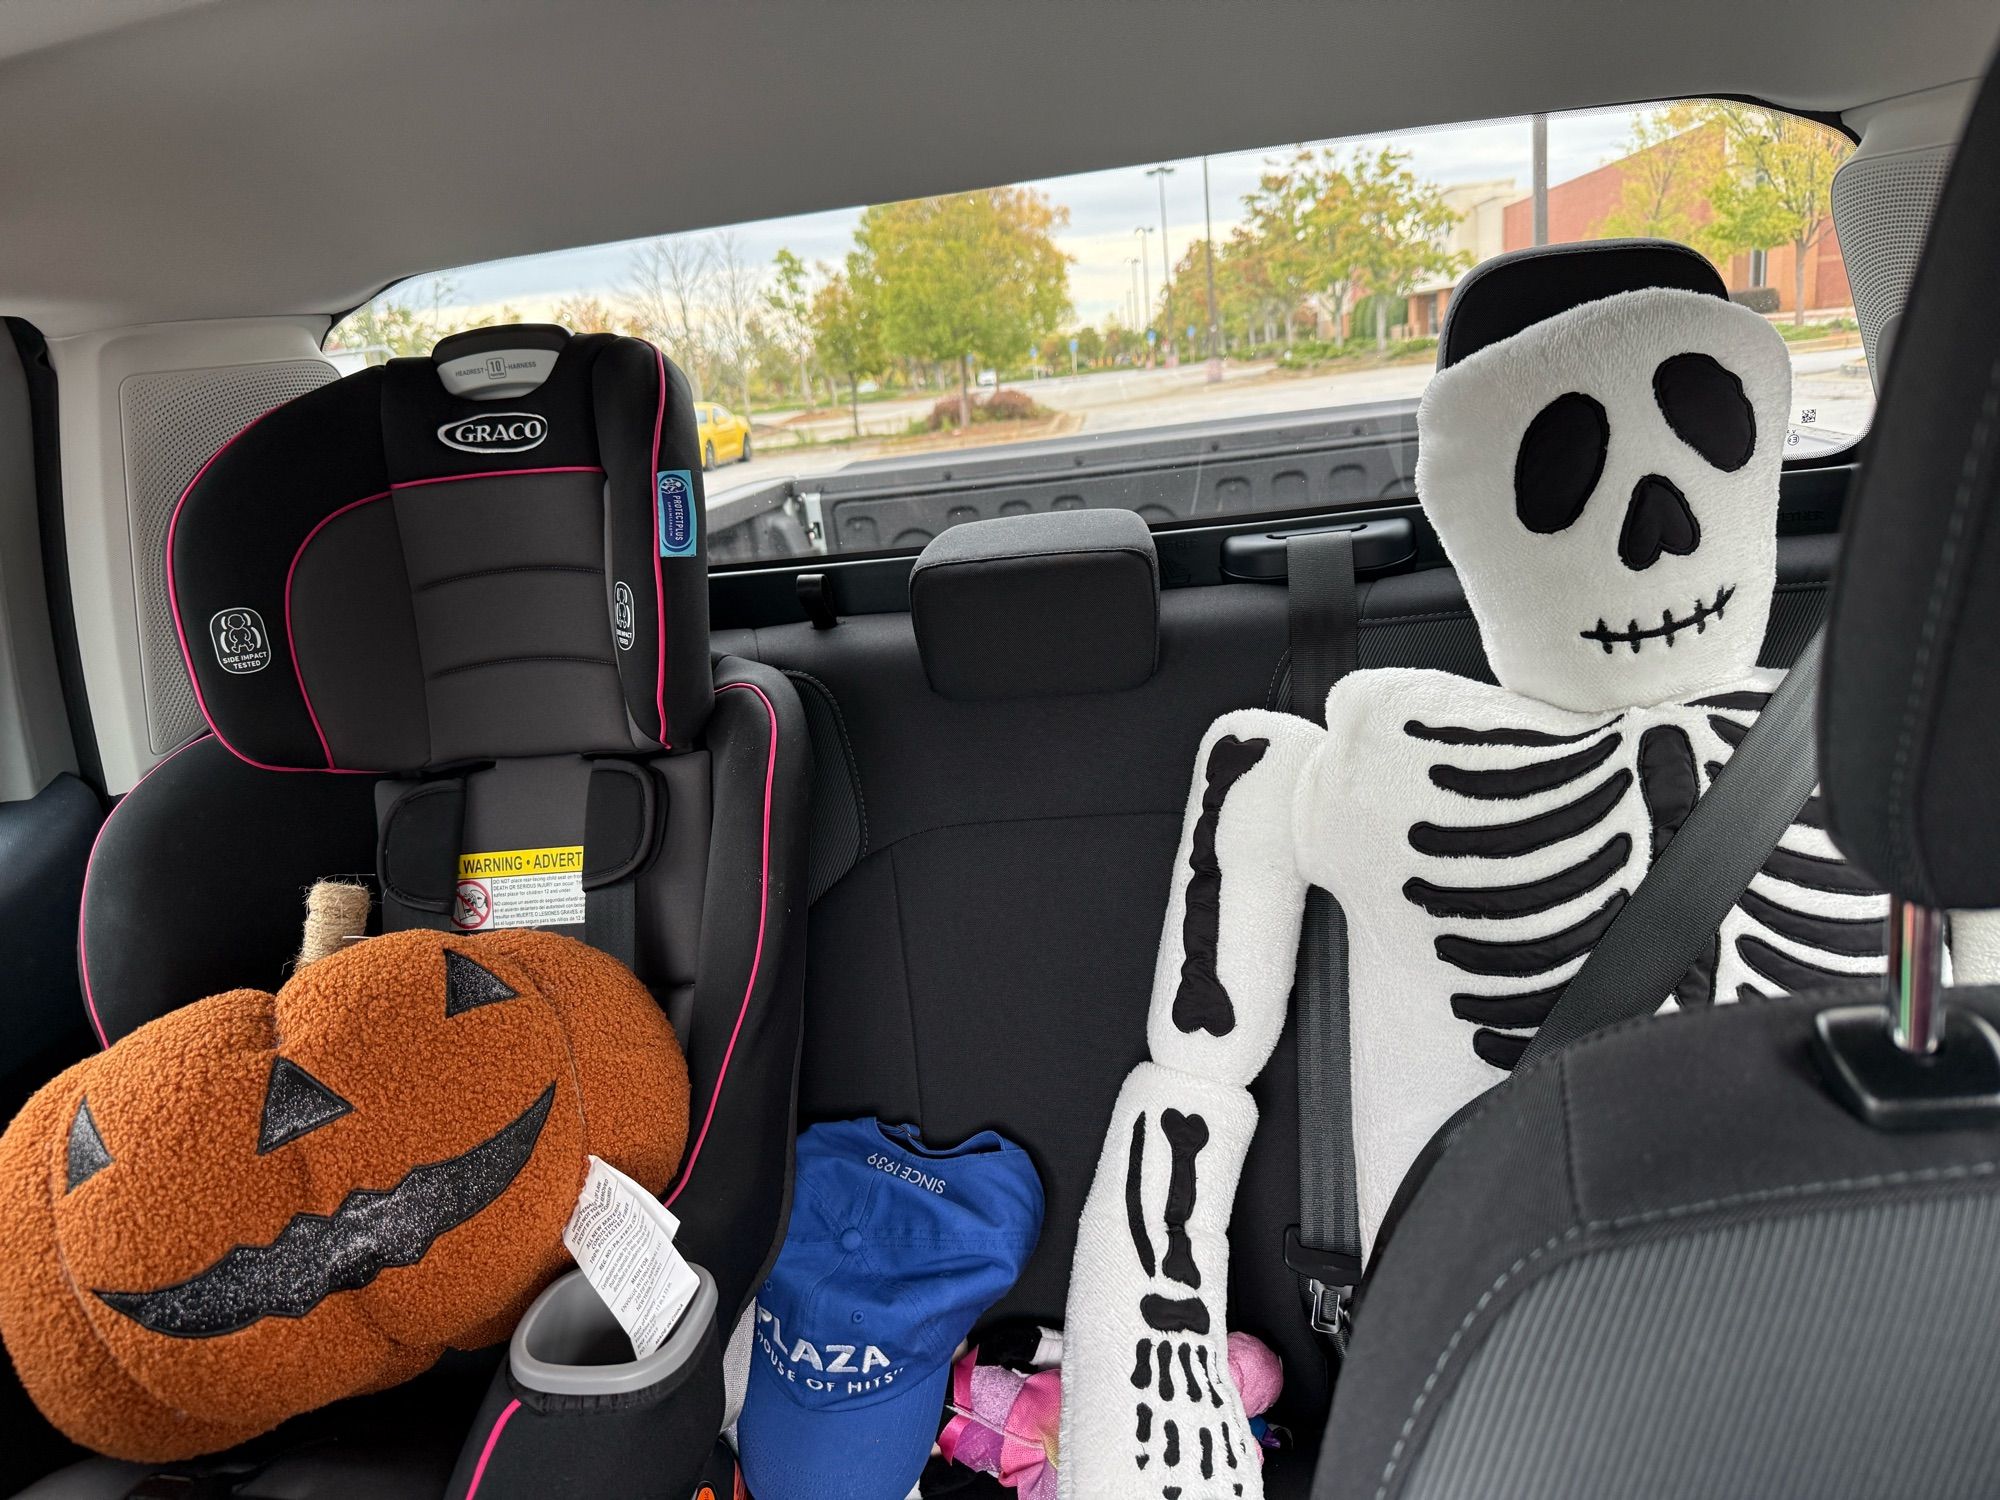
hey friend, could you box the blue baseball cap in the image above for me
[737,1119,1043,1500]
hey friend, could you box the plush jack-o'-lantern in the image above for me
[0,928,688,1462]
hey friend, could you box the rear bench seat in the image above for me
[714,510,1839,1492]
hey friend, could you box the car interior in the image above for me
[4,3,2000,1499]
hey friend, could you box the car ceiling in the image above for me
[0,0,1994,338]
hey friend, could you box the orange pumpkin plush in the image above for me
[0,928,688,1462]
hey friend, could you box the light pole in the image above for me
[1146,165,1175,356]
[1134,226,1153,362]
[1126,257,1141,353]
[1201,155,1221,383]
[1531,114,1549,246]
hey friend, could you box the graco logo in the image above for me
[612,581,636,651]
[209,607,271,675]
[436,412,548,453]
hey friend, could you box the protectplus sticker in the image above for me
[452,845,585,931]
[656,470,698,558]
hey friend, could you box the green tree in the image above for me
[810,261,885,435]
[1346,147,1467,348]
[856,187,1071,427]
[1594,104,1725,245]
[1240,154,1320,345]
[1702,104,1850,327]
[763,248,816,408]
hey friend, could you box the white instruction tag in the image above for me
[563,1156,701,1359]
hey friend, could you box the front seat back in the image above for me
[1314,55,2000,1500]
[65,325,807,1484]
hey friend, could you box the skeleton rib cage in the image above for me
[1401,688,1892,1068]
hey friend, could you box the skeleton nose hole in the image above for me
[1619,474,1701,571]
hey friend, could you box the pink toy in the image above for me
[939,1331,1282,1497]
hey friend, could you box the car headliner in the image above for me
[0,0,1993,338]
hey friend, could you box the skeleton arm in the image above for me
[1061,710,1321,1500]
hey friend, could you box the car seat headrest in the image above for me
[910,510,1160,701]
[167,329,713,772]
[431,322,570,399]
[1820,57,2000,910]
[1437,238,1727,370]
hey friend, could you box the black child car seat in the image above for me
[33,325,807,1499]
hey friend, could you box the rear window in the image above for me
[329,101,1862,565]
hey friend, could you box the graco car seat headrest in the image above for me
[167,325,712,772]
[1437,237,1727,370]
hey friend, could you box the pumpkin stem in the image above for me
[297,880,372,967]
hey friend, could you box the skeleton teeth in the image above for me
[1663,608,1677,646]
[1628,621,1642,655]
[1597,620,1613,656]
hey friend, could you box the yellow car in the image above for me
[696,402,752,467]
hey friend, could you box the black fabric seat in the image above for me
[28,325,808,1499]
[1312,53,2000,1500]
[716,513,1836,1480]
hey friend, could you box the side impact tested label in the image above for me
[656,469,698,558]
[209,608,271,675]
[565,1155,701,1358]
[452,845,585,931]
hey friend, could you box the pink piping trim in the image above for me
[664,680,777,1209]
[460,1398,521,1500]
[650,348,671,749]
[77,732,216,1048]
[391,464,603,491]
[284,490,392,768]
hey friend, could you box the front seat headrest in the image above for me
[1821,58,2000,910]
[1437,238,1728,369]
[167,327,713,771]
[910,509,1160,701]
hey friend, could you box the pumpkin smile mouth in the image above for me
[95,1083,555,1338]
[1579,584,1736,654]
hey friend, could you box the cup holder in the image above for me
[511,1264,717,1395]
[445,1264,725,1500]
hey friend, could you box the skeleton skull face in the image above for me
[1416,288,1792,712]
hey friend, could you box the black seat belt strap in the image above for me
[1518,632,1824,1069]
[1282,530,1363,1354]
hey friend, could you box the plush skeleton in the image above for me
[1062,715,1318,1500]
[1062,286,1901,1500]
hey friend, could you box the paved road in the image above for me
[711,343,1871,498]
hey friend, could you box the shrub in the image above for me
[915,388,1051,432]
[1730,287,1782,315]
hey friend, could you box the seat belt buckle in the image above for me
[1284,1227,1361,1346]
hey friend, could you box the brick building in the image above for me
[1406,127,1852,335]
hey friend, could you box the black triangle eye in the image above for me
[257,1059,353,1154]
[444,949,518,1017]
[1653,353,1756,472]
[1514,392,1609,534]
[66,1098,113,1192]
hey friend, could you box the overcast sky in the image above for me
[387,106,1646,332]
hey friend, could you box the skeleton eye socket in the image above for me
[1514,392,1609,534]
[1653,353,1756,472]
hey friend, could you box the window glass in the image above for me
[329,101,1862,564]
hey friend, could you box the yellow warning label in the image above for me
[456,845,585,879]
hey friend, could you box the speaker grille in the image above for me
[1831,144,1954,374]
[122,360,337,752]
